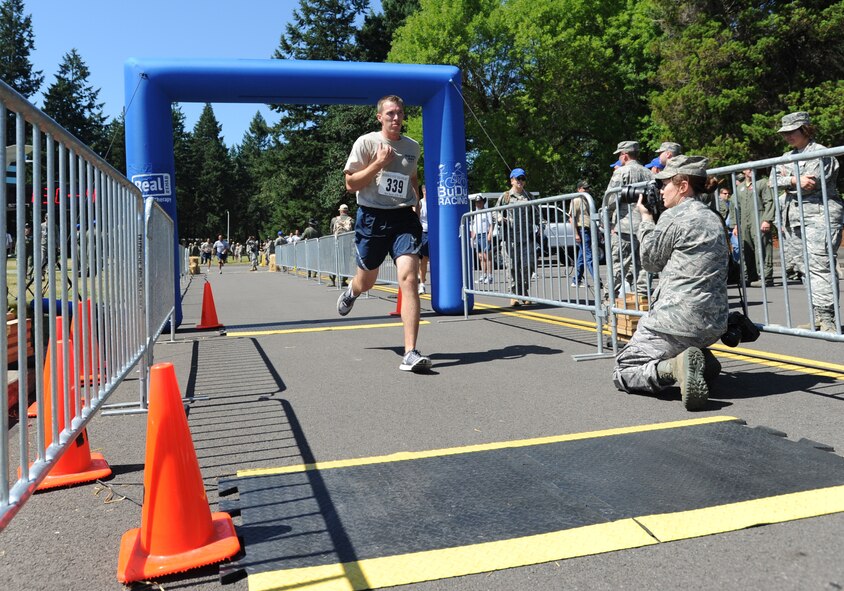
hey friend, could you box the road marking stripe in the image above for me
[237,416,738,477]
[227,320,429,337]
[247,519,657,591]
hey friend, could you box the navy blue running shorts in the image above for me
[354,206,422,271]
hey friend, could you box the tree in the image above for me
[270,0,372,235]
[647,0,844,163]
[232,111,281,238]
[0,0,42,98]
[41,49,107,153]
[389,0,657,193]
[184,104,234,239]
[356,0,421,62]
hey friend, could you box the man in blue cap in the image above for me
[494,167,537,306]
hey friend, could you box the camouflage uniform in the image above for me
[772,140,842,316]
[613,198,728,393]
[604,158,654,296]
[495,188,537,298]
[735,174,775,283]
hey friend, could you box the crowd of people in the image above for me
[463,110,840,412]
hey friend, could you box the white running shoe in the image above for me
[337,285,358,316]
[399,349,432,372]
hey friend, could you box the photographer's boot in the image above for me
[817,306,838,334]
[671,347,708,411]
[702,348,721,386]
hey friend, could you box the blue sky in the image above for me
[24,0,309,146]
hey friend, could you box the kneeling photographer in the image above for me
[612,155,729,411]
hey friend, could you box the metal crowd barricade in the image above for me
[278,231,398,293]
[0,80,174,530]
[460,193,607,358]
[601,147,844,355]
[708,147,843,342]
[600,180,655,352]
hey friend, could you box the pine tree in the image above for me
[0,0,42,98]
[356,0,420,62]
[186,104,234,239]
[42,49,107,154]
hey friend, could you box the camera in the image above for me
[720,311,760,347]
[620,180,665,220]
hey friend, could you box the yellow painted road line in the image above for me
[247,519,657,591]
[638,484,844,542]
[476,301,844,377]
[227,320,430,338]
[237,416,738,477]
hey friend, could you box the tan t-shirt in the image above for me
[344,131,420,209]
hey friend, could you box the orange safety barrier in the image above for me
[117,363,239,583]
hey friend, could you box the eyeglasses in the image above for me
[515,176,526,181]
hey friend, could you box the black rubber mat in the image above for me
[219,418,844,585]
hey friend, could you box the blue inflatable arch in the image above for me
[124,58,471,325]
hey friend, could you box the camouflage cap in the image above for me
[613,141,639,155]
[657,141,682,155]
[777,111,810,133]
[655,155,708,179]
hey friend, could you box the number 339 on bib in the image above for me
[378,171,409,199]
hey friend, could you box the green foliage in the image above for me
[0,0,42,98]
[390,0,658,194]
[41,49,107,153]
[18,0,844,242]
[647,0,844,164]
[183,104,234,240]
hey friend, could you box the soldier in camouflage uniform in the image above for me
[603,141,654,298]
[613,156,729,411]
[734,168,775,286]
[771,112,842,333]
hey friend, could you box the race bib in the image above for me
[378,171,409,199]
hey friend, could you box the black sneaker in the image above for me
[399,349,432,372]
[337,286,358,316]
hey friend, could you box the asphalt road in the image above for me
[2,262,843,591]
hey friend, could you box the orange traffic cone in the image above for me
[117,363,239,583]
[389,286,403,317]
[36,337,111,490]
[195,281,223,330]
[27,316,75,418]
[74,299,102,385]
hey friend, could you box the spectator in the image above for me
[495,168,538,306]
[734,168,775,287]
[771,111,841,332]
[329,204,354,287]
[603,141,654,298]
[417,185,429,294]
[613,156,729,411]
[570,180,594,287]
[246,235,259,271]
[656,141,682,168]
[302,219,320,277]
[470,194,493,284]
[336,94,430,373]
[717,187,741,268]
